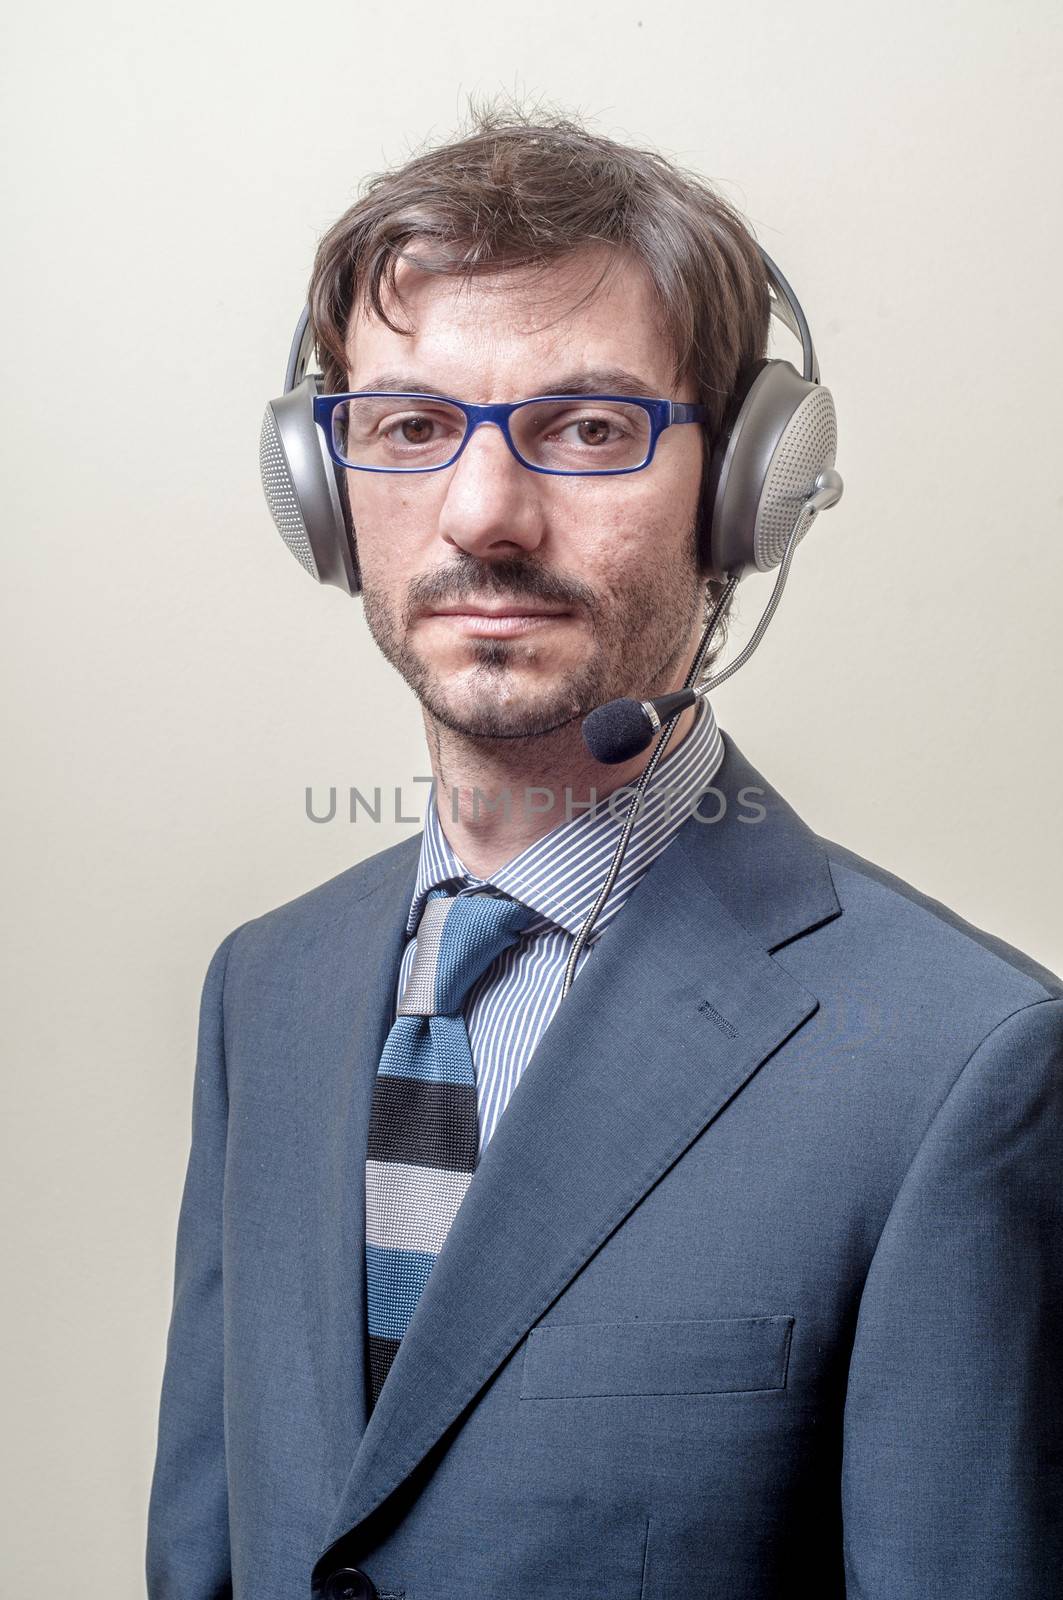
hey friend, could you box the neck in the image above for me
[421,697,700,880]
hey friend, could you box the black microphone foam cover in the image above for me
[582,698,655,765]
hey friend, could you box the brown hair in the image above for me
[308,101,771,668]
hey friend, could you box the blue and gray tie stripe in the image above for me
[365,887,538,1407]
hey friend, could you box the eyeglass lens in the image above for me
[331,396,653,472]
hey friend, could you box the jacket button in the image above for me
[323,1569,377,1600]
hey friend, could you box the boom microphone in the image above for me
[581,470,844,765]
[582,690,697,765]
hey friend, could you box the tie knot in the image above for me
[397,889,538,1018]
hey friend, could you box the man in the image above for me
[147,110,1063,1600]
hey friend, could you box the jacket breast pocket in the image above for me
[520,1314,794,1399]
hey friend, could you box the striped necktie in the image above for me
[364,886,538,1410]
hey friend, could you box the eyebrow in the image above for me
[348,367,665,401]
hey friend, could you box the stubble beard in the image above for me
[359,537,705,745]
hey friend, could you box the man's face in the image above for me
[344,246,707,744]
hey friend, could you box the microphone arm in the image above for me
[559,571,738,999]
[581,470,844,766]
[563,468,843,999]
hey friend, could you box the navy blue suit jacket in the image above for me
[147,730,1063,1598]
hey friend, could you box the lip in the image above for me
[423,607,572,637]
[425,604,571,617]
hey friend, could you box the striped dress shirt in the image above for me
[393,697,725,1156]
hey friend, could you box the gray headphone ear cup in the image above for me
[707,361,838,576]
[259,377,361,594]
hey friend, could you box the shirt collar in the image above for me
[406,696,725,942]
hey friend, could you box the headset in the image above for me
[258,246,839,596]
[259,247,843,999]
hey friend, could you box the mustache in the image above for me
[403,555,599,620]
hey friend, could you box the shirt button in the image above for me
[323,1569,378,1600]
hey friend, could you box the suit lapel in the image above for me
[313,730,842,1559]
[295,843,421,1491]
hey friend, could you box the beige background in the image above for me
[3,0,1061,1591]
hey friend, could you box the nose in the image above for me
[436,420,548,564]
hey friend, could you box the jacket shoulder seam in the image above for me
[823,845,1059,1000]
[864,994,1063,1268]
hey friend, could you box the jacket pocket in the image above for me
[520,1314,794,1399]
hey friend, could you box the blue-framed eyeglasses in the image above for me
[312,392,708,477]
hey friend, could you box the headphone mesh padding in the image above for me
[753,387,838,570]
[259,408,317,577]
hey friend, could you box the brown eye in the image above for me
[514,400,650,471]
[577,418,613,446]
[400,417,435,443]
